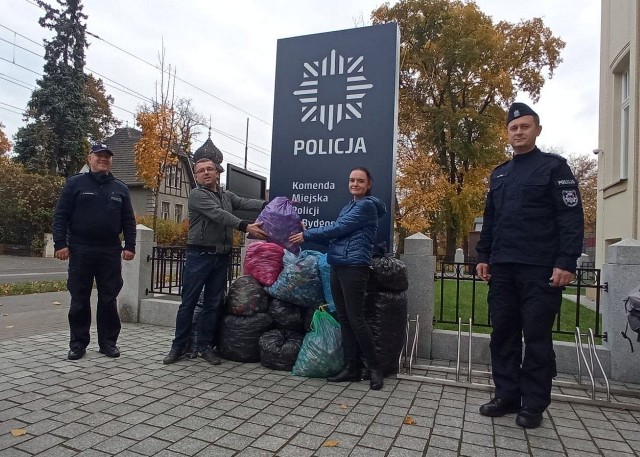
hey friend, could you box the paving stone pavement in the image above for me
[1,324,639,456]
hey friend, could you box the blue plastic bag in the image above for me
[291,308,343,378]
[317,254,335,312]
[264,250,325,307]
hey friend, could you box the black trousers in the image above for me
[330,265,379,369]
[488,263,562,412]
[67,245,123,351]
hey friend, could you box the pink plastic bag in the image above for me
[243,241,285,286]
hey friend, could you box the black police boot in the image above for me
[516,407,543,428]
[327,363,360,382]
[479,398,521,417]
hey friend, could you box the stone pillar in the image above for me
[578,253,589,268]
[43,233,54,258]
[118,225,156,323]
[602,238,640,383]
[401,233,436,359]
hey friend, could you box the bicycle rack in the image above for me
[397,316,640,411]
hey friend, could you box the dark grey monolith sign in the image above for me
[270,22,399,250]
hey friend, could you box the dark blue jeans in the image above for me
[330,265,379,369]
[172,249,229,351]
[488,263,562,412]
[67,245,123,351]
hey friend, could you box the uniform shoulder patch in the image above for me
[562,189,579,207]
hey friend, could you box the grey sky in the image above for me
[0,0,600,177]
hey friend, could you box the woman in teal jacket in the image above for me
[290,167,387,390]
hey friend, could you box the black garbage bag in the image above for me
[369,254,409,292]
[365,290,407,376]
[218,313,273,362]
[303,304,319,332]
[259,329,304,371]
[226,275,269,316]
[268,298,304,332]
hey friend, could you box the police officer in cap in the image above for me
[475,102,584,428]
[53,143,136,360]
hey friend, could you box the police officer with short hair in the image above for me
[53,143,136,361]
[475,102,584,429]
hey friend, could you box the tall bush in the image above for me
[0,156,64,253]
[136,215,188,246]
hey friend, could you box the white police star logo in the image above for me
[562,190,579,207]
[292,49,373,131]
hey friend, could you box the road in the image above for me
[0,254,68,283]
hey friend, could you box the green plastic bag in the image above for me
[291,308,344,378]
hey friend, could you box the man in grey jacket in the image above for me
[163,158,267,365]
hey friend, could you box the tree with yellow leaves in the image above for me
[134,51,206,238]
[135,104,178,192]
[0,122,11,155]
[372,0,565,258]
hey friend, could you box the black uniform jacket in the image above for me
[475,148,584,273]
[53,171,136,253]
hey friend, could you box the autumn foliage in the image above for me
[0,122,11,155]
[134,106,178,191]
[372,0,565,256]
[136,215,187,246]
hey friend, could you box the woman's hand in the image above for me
[289,232,304,244]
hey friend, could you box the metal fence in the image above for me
[434,261,605,338]
[147,246,242,296]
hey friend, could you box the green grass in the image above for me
[433,279,601,343]
[0,280,67,297]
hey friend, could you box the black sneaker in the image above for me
[163,347,187,364]
[67,348,86,360]
[198,347,221,365]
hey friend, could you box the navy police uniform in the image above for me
[476,108,584,414]
[53,169,136,354]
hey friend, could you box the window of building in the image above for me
[165,165,182,188]
[175,204,183,223]
[620,68,629,179]
[161,201,170,220]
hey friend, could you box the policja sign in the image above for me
[270,22,399,251]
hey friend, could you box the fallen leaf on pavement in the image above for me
[10,429,27,437]
[323,440,339,447]
[339,403,349,409]
[403,416,416,425]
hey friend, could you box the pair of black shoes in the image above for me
[163,346,221,365]
[67,345,120,360]
[479,398,543,429]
